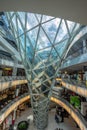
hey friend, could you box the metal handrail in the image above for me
[0,76,26,82]
[62,78,86,88]
[0,90,87,129]
[0,55,13,61]
[0,93,29,115]
[52,93,87,128]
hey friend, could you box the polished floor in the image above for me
[14,108,80,130]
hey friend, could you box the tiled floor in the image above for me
[15,108,80,130]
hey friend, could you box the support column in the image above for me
[12,109,16,125]
[15,87,20,98]
[85,71,87,87]
[4,119,6,130]
[3,121,5,130]
[12,59,18,76]
[0,70,2,76]
[83,40,87,53]
[32,97,49,130]
[12,67,17,76]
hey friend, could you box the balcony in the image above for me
[0,93,30,125]
[61,78,87,97]
[0,55,23,68]
[51,95,87,130]
[0,76,27,92]
[55,78,87,97]
[61,52,87,69]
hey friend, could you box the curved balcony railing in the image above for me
[0,90,87,130]
[0,35,21,61]
[0,75,87,97]
[51,94,87,130]
[60,26,87,69]
[1,76,87,97]
[61,52,87,69]
[52,86,64,97]
[58,78,87,97]
[62,78,86,88]
[0,76,27,92]
[0,54,13,61]
[0,56,23,68]
[0,93,30,124]
[0,76,26,82]
[70,26,87,49]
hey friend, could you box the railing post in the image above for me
[0,70,2,76]
[12,59,18,76]
[83,39,87,54]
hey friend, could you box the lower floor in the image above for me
[14,107,80,130]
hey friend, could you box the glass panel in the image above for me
[67,20,75,33]
[45,65,55,77]
[51,47,58,58]
[33,54,42,66]
[26,13,38,30]
[26,27,39,48]
[48,48,59,64]
[55,20,69,43]
[20,43,25,60]
[34,67,44,75]
[12,15,17,30]
[10,12,14,16]
[55,39,68,56]
[42,15,54,23]
[18,12,25,27]
[19,35,25,48]
[73,23,80,33]
[17,18,24,35]
[42,18,61,43]
[35,14,42,22]
[36,28,52,51]
[41,82,50,96]
[37,47,51,60]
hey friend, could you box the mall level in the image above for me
[0,1,87,130]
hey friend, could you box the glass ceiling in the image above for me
[5,12,81,93]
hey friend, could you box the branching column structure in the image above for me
[6,12,81,130]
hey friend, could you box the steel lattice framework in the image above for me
[5,12,81,130]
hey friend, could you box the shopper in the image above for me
[55,113,59,123]
[9,124,13,130]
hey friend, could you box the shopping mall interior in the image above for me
[0,1,87,130]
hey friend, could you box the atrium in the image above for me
[0,1,87,130]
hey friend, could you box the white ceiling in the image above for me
[0,0,87,25]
